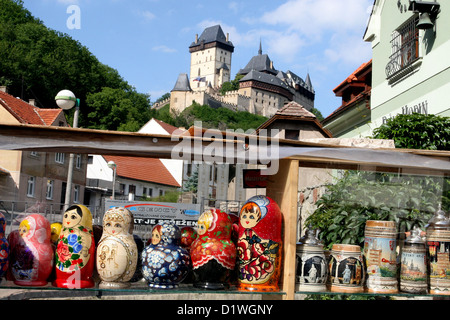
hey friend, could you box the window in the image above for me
[27,176,35,197]
[76,154,82,169]
[285,129,299,141]
[46,180,54,200]
[30,151,38,157]
[74,185,80,203]
[386,15,420,78]
[55,153,65,164]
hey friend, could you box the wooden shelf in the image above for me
[0,123,449,300]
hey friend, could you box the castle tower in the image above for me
[189,25,234,91]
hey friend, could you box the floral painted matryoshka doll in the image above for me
[141,221,190,289]
[10,214,53,286]
[190,209,236,289]
[0,213,9,282]
[237,195,283,292]
[54,204,95,288]
[96,207,138,289]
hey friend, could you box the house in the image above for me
[322,60,372,137]
[85,118,183,214]
[0,86,88,214]
[362,0,449,134]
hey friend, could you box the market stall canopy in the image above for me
[0,123,449,176]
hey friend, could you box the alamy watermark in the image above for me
[170,121,280,175]
[66,5,81,30]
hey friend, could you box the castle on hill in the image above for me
[169,25,315,118]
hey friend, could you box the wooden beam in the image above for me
[266,159,299,300]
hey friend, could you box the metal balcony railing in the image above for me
[386,16,420,79]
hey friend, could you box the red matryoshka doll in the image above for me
[237,195,283,292]
[190,208,236,290]
[54,204,95,288]
[10,214,53,286]
[0,213,9,282]
[180,226,197,252]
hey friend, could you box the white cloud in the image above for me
[152,45,176,53]
[140,10,156,21]
[261,0,372,39]
[256,0,373,66]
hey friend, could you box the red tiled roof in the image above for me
[256,101,332,138]
[152,118,180,135]
[38,109,63,125]
[276,101,316,118]
[333,60,372,94]
[0,90,63,125]
[103,155,180,188]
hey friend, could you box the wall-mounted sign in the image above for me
[242,169,268,189]
[382,99,428,124]
[104,199,201,242]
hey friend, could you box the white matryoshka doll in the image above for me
[54,204,95,288]
[11,214,53,286]
[96,207,138,289]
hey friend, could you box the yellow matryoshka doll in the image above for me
[54,204,95,288]
[96,207,138,289]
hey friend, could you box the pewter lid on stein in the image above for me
[426,204,450,230]
[405,226,425,244]
[299,227,322,247]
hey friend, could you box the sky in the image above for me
[21,0,374,118]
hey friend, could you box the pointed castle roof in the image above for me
[238,41,277,76]
[171,73,192,92]
[189,25,234,52]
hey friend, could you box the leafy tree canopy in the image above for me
[153,102,268,132]
[372,113,450,150]
[0,0,151,131]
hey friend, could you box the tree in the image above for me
[372,113,450,150]
[219,74,244,95]
[85,87,152,131]
[0,0,153,131]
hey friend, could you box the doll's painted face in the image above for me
[240,203,261,229]
[196,210,213,236]
[105,219,123,236]
[63,207,82,228]
[151,226,162,245]
[18,220,30,237]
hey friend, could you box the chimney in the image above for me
[226,33,229,42]
[0,86,7,93]
[195,34,198,43]
[270,60,273,69]
[29,99,35,106]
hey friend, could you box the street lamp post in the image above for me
[107,161,117,200]
[55,89,80,213]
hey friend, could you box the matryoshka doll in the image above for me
[10,214,53,286]
[0,213,9,282]
[54,204,95,288]
[141,221,190,289]
[190,209,236,290]
[237,195,283,292]
[96,207,138,289]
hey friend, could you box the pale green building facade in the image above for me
[325,0,450,138]
[365,0,450,129]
